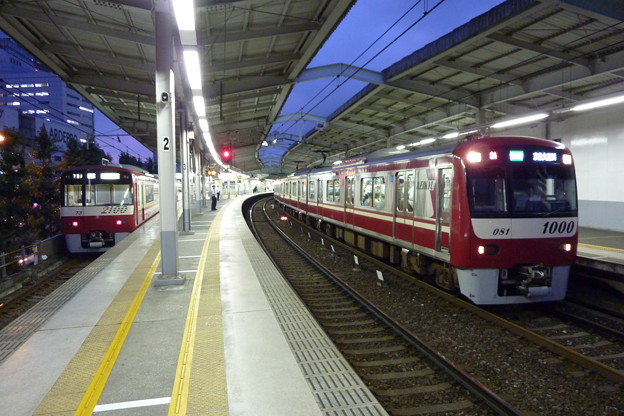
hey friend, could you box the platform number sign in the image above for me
[163,136,170,151]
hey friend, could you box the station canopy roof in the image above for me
[1,0,623,177]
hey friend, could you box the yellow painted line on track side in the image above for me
[73,252,161,416]
[578,242,624,254]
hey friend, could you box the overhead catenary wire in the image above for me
[268,0,448,146]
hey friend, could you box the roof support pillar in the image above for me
[154,3,182,285]
[180,110,192,232]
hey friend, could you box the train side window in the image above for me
[361,177,373,206]
[309,180,316,200]
[346,177,354,206]
[406,173,415,213]
[301,180,307,199]
[335,179,341,202]
[145,184,154,203]
[373,177,385,208]
[439,169,452,222]
[113,184,133,204]
[326,179,339,202]
[396,173,406,212]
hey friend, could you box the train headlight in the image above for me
[477,244,499,255]
[115,220,127,226]
[71,221,79,227]
[280,216,288,221]
[560,243,573,252]
[467,151,482,163]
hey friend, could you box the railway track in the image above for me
[0,255,95,363]
[498,301,624,374]
[0,258,91,330]
[258,197,624,415]
[250,198,520,416]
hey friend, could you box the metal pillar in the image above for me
[194,150,203,212]
[180,111,191,232]
[154,5,181,284]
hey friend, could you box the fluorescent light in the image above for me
[173,0,195,31]
[183,50,202,90]
[491,113,548,129]
[198,118,208,132]
[333,160,343,165]
[193,95,205,117]
[571,94,624,112]
[420,138,435,145]
[442,132,459,139]
[396,145,406,150]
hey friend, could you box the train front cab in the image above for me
[61,167,140,253]
[451,139,578,305]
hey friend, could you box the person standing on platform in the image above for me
[210,185,218,210]
[216,185,221,200]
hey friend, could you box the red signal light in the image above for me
[221,146,233,163]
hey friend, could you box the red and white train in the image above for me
[60,164,159,253]
[274,136,578,305]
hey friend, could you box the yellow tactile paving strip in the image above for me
[169,209,228,416]
[34,240,161,416]
[34,209,229,416]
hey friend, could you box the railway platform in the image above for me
[578,227,624,269]
[576,226,624,297]
[0,195,386,416]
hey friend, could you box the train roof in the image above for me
[283,136,569,179]
[61,164,156,177]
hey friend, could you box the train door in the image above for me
[140,182,145,222]
[435,167,453,253]
[393,171,413,243]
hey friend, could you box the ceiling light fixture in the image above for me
[571,94,624,112]
[491,113,548,129]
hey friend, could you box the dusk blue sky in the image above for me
[94,111,153,163]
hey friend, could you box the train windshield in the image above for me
[62,170,134,206]
[469,165,577,218]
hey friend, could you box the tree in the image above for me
[26,126,61,239]
[59,137,110,169]
[144,157,157,174]
[119,151,142,167]
[0,128,36,251]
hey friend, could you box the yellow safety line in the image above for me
[578,242,624,254]
[74,252,161,416]
[168,215,219,416]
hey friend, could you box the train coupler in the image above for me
[515,264,550,297]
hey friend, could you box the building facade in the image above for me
[0,36,93,162]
